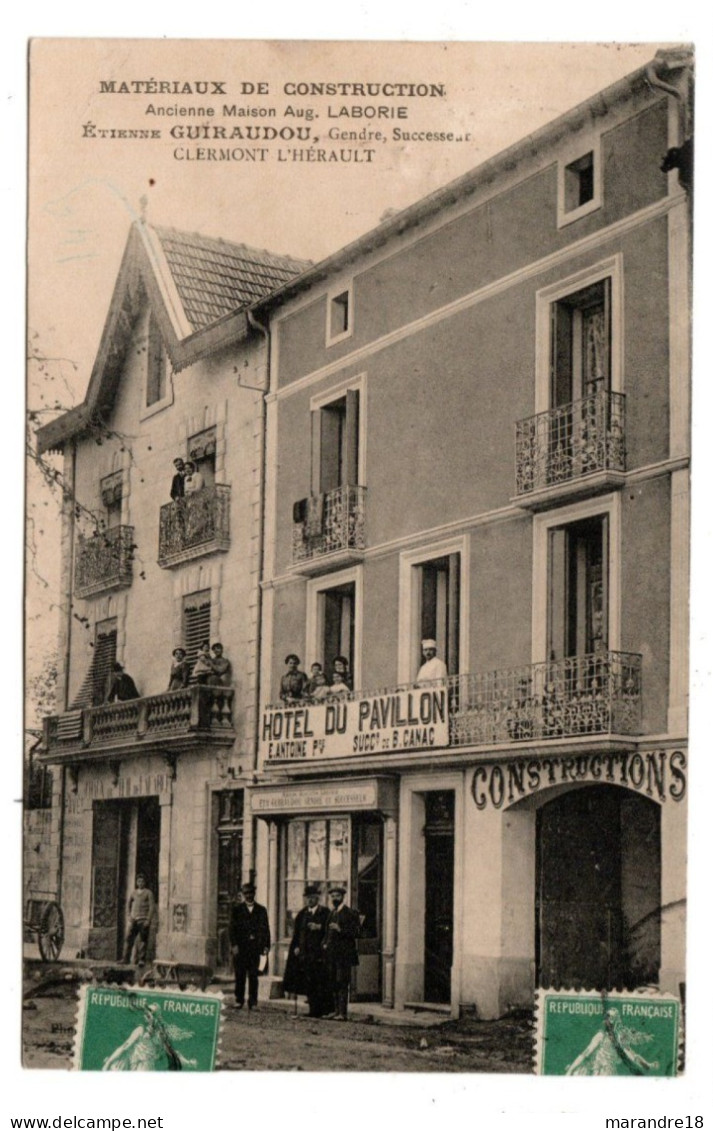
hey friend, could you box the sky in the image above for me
[12,19,713,1130]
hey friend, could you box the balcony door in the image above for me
[414,554,460,677]
[313,389,360,494]
[320,582,355,681]
[548,516,608,662]
[551,278,611,407]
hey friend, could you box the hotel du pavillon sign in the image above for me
[260,687,449,761]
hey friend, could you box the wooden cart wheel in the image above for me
[38,902,65,961]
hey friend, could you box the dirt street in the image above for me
[22,977,534,1074]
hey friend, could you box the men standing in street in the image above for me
[122,873,155,965]
[323,884,360,1021]
[229,882,271,1010]
[284,884,331,1018]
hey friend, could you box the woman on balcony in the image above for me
[280,654,309,704]
[168,647,191,690]
[183,461,204,494]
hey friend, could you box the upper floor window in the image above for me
[182,590,212,671]
[71,617,118,708]
[145,314,171,410]
[100,471,124,528]
[557,139,602,228]
[326,283,353,346]
[314,389,360,494]
[551,278,611,408]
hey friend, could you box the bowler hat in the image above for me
[241,882,256,894]
[304,883,321,897]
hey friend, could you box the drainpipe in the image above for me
[57,436,77,906]
[645,52,693,194]
[245,308,271,887]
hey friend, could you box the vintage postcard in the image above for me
[23,36,698,1106]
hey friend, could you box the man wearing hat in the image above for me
[415,639,448,686]
[228,882,271,1010]
[284,883,331,1017]
[322,884,360,1021]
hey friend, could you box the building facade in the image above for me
[37,50,692,1019]
[37,223,308,968]
[253,52,692,1018]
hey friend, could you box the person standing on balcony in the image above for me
[105,662,140,703]
[183,460,204,494]
[329,655,352,697]
[280,654,309,704]
[168,647,191,691]
[208,642,232,686]
[170,457,186,501]
[122,873,156,965]
[415,640,448,686]
[192,641,214,685]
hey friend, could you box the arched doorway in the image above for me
[536,785,660,989]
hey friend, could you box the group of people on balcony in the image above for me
[170,456,205,499]
[278,640,448,705]
[168,642,232,689]
[280,653,352,705]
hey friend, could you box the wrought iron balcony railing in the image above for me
[260,650,642,764]
[74,525,134,599]
[158,485,231,568]
[515,389,626,498]
[41,685,236,762]
[449,651,641,745]
[292,484,366,567]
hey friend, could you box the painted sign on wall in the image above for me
[261,687,448,761]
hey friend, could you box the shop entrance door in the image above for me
[352,816,382,1001]
[91,797,161,960]
[536,785,660,989]
[423,791,454,1003]
[215,790,244,969]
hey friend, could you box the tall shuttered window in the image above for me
[71,617,118,708]
[182,590,212,669]
[146,314,168,407]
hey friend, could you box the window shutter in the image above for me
[345,388,360,486]
[182,591,212,671]
[71,619,118,708]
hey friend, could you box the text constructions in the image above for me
[472,749,687,809]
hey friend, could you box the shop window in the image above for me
[182,590,211,669]
[283,817,350,938]
[548,514,608,661]
[354,817,381,940]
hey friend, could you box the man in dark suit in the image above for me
[229,882,271,1010]
[285,883,331,1017]
[322,884,360,1021]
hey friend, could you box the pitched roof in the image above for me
[151,225,310,332]
[37,222,311,452]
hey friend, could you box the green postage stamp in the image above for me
[73,985,223,1071]
[535,989,681,1076]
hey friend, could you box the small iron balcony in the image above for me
[74,525,134,599]
[292,484,366,574]
[158,485,231,568]
[515,389,626,508]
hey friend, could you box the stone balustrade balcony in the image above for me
[514,388,626,509]
[74,525,134,599]
[158,485,231,568]
[291,484,366,574]
[40,685,236,764]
